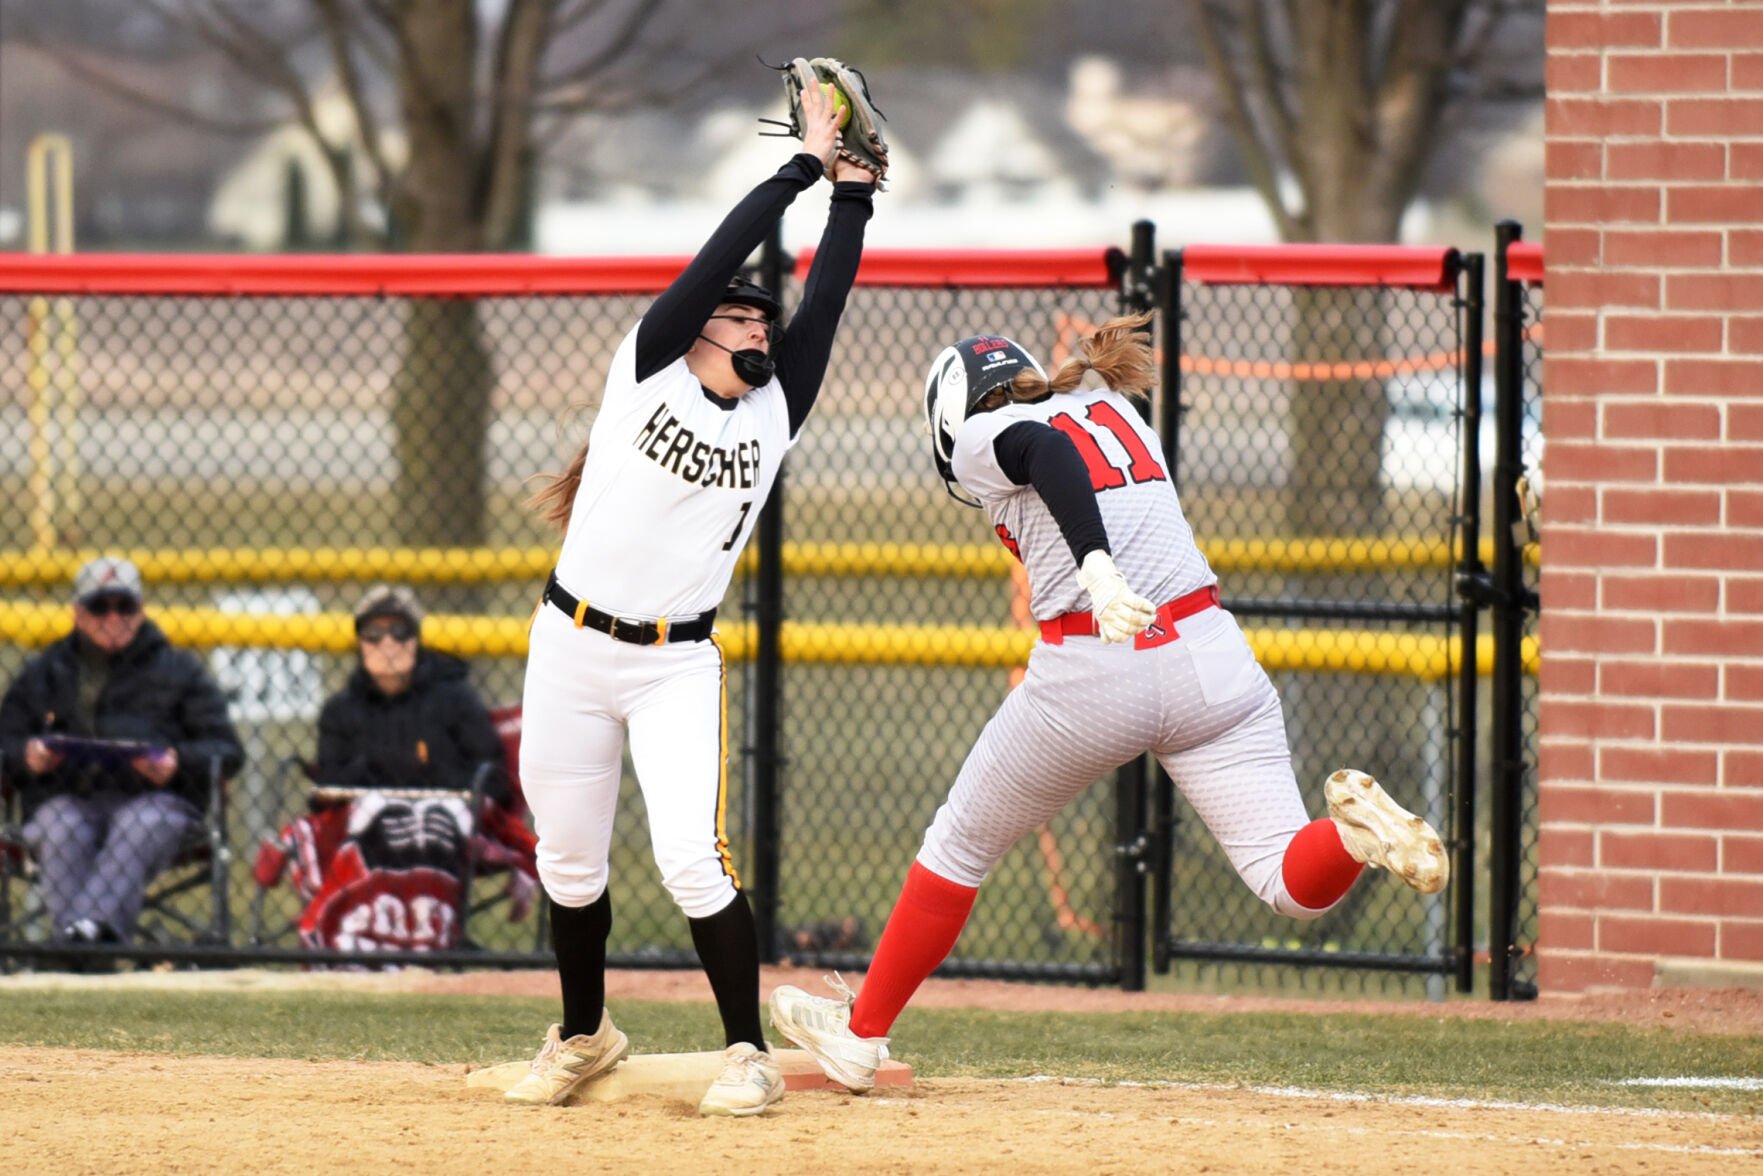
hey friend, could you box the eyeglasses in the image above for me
[358,622,417,645]
[82,595,141,618]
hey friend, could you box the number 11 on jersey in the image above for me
[723,501,754,551]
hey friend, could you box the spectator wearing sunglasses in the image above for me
[0,556,243,949]
[312,585,504,801]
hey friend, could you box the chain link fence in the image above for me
[0,241,1539,991]
[1150,245,1470,996]
[765,255,1133,982]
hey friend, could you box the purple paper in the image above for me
[39,735,169,770]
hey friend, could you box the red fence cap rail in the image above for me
[1506,241,1544,285]
[0,253,696,296]
[794,247,1119,288]
[0,248,1119,295]
[1181,244,1460,292]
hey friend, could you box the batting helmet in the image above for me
[922,333,1047,506]
[719,275,782,323]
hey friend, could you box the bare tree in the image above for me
[12,0,824,548]
[1188,0,1539,244]
[1186,0,1540,536]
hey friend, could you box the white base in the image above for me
[467,1048,912,1106]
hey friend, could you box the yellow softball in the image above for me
[820,81,851,130]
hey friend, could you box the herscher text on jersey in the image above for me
[634,403,762,489]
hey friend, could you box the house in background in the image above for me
[207,85,405,252]
[533,58,1284,255]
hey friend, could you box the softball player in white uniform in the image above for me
[771,313,1449,1092]
[507,83,875,1116]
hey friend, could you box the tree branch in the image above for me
[553,0,620,38]
[1186,0,1302,240]
[1370,0,1467,221]
[535,0,671,95]
[309,0,396,208]
[7,18,286,137]
[1244,0,1304,200]
[482,0,554,249]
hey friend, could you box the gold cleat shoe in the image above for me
[697,1042,784,1117]
[503,1010,629,1106]
[1325,769,1449,895]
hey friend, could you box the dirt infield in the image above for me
[4,1045,1760,1176]
[3,969,1762,1176]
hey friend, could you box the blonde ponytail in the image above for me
[525,440,589,532]
[987,311,1155,409]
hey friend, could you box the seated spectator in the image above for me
[254,584,535,956]
[316,584,505,800]
[0,556,243,950]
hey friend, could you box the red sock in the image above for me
[849,862,978,1039]
[1280,818,1365,912]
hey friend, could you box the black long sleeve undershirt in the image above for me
[633,153,875,436]
[774,179,874,435]
[635,153,819,381]
[993,420,1110,565]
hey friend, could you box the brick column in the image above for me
[1541,0,1763,992]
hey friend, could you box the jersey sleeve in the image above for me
[949,405,1038,505]
[595,324,646,414]
[993,421,1110,563]
[634,153,822,381]
[774,180,875,436]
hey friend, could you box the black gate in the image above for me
[1142,235,1477,994]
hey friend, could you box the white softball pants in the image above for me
[917,605,1329,918]
[519,602,740,919]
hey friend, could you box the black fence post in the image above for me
[1104,220,1159,992]
[747,223,789,963]
[1150,246,1183,977]
[1454,252,1487,996]
[1488,220,1533,1001]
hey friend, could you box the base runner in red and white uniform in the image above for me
[770,313,1449,1092]
[508,81,876,1116]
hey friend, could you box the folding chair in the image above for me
[472,704,547,950]
[246,754,508,952]
[0,752,232,966]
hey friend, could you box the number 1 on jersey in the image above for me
[1048,402,1166,492]
[722,501,753,551]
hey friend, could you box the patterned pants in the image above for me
[23,790,199,942]
[918,605,1323,918]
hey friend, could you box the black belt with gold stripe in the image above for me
[543,571,716,645]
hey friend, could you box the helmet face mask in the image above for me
[921,333,1046,507]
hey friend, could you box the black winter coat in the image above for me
[315,649,505,802]
[0,620,245,819]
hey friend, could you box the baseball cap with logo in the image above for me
[72,556,144,606]
[353,583,425,631]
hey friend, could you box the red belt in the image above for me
[1039,583,1220,648]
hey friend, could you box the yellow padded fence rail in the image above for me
[0,603,1540,680]
[0,536,1536,587]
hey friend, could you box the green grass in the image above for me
[1,988,1759,1116]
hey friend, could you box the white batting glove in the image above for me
[1076,551,1156,645]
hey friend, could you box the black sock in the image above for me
[687,891,765,1050]
[550,892,610,1041]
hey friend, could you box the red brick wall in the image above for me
[1541,0,1763,992]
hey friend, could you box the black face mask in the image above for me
[696,334,776,387]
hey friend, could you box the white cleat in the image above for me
[768,972,889,1093]
[1325,768,1449,895]
[503,1010,629,1106]
[698,1042,784,1117]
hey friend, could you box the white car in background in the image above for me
[1381,373,1543,501]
